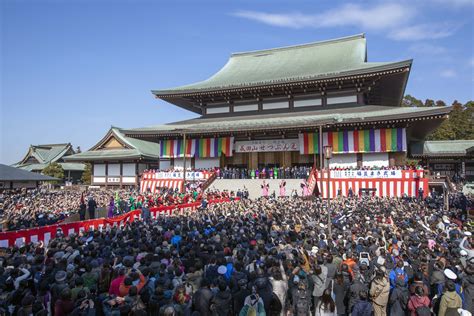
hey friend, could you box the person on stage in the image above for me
[107,196,115,218]
[279,180,286,197]
[261,180,269,197]
[79,192,86,221]
[301,180,309,196]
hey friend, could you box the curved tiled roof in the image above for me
[152,34,411,96]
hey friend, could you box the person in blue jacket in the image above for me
[389,260,408,289]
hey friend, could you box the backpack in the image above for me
[268,292,282,315]
[130,297,146,314]
[295,289,309,316]
[138,281,153,304]
[241,297,259,316]
[415,305,431,316]
[445,307,460,316]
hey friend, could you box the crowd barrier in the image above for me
[0,198,237,248]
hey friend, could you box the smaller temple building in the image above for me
[0,164,58,190]
[13,143,85,183]
[411,140,474,182]
[65,127,160,187]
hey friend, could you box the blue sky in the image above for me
[1,0,473,164]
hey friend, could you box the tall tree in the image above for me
[402,94,423,107]
[42,162,64,183]
[435,100,447,107]
[81,163,92,185]
[424,99,435,107]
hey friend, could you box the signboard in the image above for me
[330,169,403,179]
[152,172,206,180]
[235,139,299,153]
[107,177,121,183]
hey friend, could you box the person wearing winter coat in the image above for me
[312,264,328,311]
[193,279,214,316]
[460,265,474,313]
[253,271,273,310]
[269,260,288,316]
[332,274,348,316]
[407,285,430,316]
[315,288,337,316]
[369,268,390,316]
[291,279,311,316]
[438,281,463,316]
[348,274,368,312]
[388,278,409,316]
[210,280,232,316]
[352,290,372,316]
[239,291,266,316]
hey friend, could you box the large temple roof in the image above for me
[152,34,411,97]
[124,105,451,137]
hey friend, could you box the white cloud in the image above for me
[233,3,459,41]
[389,23,458,41]
[409,43,447,55]
[233,3,415,31]
[440,69,457,78]
[470,57,474,66]
[428,0,474,7]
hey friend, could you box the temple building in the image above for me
[67,34,451,189]
[411,140,474,182]
[13,143,85,183]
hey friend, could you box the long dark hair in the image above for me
[319,289,335,312]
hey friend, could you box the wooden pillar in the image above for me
[357,153,363,168]
[135,162,139,187]
[282,151,291,167]
[120,162,123,188]
[249,152,258,170]
[105,162,108,188]
[91,163,94,185]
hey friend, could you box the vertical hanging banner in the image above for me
[299,128,406,154]
[298,133,320,154]
[160,137,233,158]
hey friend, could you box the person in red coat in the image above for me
[407,286,430,316]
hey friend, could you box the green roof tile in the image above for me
[153,34,411,96]
[411,140,474,157]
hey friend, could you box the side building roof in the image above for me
[0,164,58,182]
[410,140,474,158]
[14,143,85,172]
[64,127,160,162]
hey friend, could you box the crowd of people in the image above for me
[217,166,312,180]
[0,186,233,232]
[0,190,472,315]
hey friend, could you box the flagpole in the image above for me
[182,132,187,193]
[319,125,323,198]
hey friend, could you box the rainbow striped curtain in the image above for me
[160,137,234,158]
[298,133,320,154]
[298,128,406,154]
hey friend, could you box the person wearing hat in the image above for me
[370,267,390,316]
[51,270,68,316]
[439,281,463,316]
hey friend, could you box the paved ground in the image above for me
[207,179,306,199]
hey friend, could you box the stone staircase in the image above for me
[206,179,306,199]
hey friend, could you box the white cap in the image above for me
[464,231,472,236]
[444,268,457,280]
[460,250,468,256]
[217,265,227,275]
